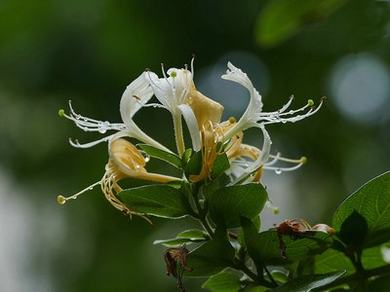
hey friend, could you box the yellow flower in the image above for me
[57,139,180,218]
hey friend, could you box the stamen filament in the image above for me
[57,181,101,205]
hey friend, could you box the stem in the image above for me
[233,261,276,288]
[320,264,390,290]
[173,113,185,156]
[192,187,214,238]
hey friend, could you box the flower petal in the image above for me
[178,104,201,152]
[120,72,154,125]
[221,62,263,114]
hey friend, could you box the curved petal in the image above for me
[120,72,154,125]
[178,104,201,152]
[221,62,263,114]
[245,124,272,174]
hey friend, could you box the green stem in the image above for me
[233,261,276,288]
[193,189,214,238]
[187,183,214,238]
[320,264,390,290]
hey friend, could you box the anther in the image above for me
[228,116,236,124]
[57,195,67,205]
[307,99,314,107]
[301,156,307,164]
[58,109,65,117]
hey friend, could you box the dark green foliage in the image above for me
[208,183,267,228]
[137,144,182,168]
[186,229,235,277]
[211,153,230,178]
[201,270,242,292]
[123,167,390,290]
[338,210,368,249]
[117,184,192,218]
[153,229,208,247]
[184,150,203,176]
[255,0,348,46]
[333,172,390,247]
[270,271,345,292]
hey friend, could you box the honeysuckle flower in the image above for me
[57,138,181,218]
[145,63,201,155]
[59,72,171,153]
[101,139,181,216]
[221,62,324,141]
[186,84,225,182]
[145,61,224,156]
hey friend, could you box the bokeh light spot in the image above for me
[329,53,390,124]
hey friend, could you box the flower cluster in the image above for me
[57,60,323,218]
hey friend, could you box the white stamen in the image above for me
[57,181,101,205]
[69,134,114,148]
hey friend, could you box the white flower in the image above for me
[227,124,272,183]
[60,72,171,152]
[145,62,202,155]
[221,62,324,140]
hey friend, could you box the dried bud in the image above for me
[312,224,336,235]
[164,247,192,291]
[275,219,335,259]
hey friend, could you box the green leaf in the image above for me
[270,271,345,292]
[212,153,230,178]
[177,229,209,240]
[315,245,387,275]
[240,285,267,292]
[240,217,263,268]
[203,173,231,199]
[117,185,192,218]
[187,228,235,277]
[185,150,203,176]
[182,148,193,164]
[153,238,198,247]
[202,270,242,292]
[153,229,209,247]
[338,210,368,249]
[315,249,353,275]
[241,219,333,266]
[209,183,268,228]
[255,0,348,47]
[137,144,182,168]
[333,171,390,247]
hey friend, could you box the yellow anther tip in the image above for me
[273,207,280,215]
[58,109,65,117]
[307,99,314,107]
[301,156,308,164]
[228,116,236,124]
[57,195,67,205]
[170,71,177,78]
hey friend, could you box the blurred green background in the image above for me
[0,0,389,291]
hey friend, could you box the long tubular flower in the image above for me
[221,62,324,141]
[145,61,214,156]
[59,72,171,153]
[57,139,181,219]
